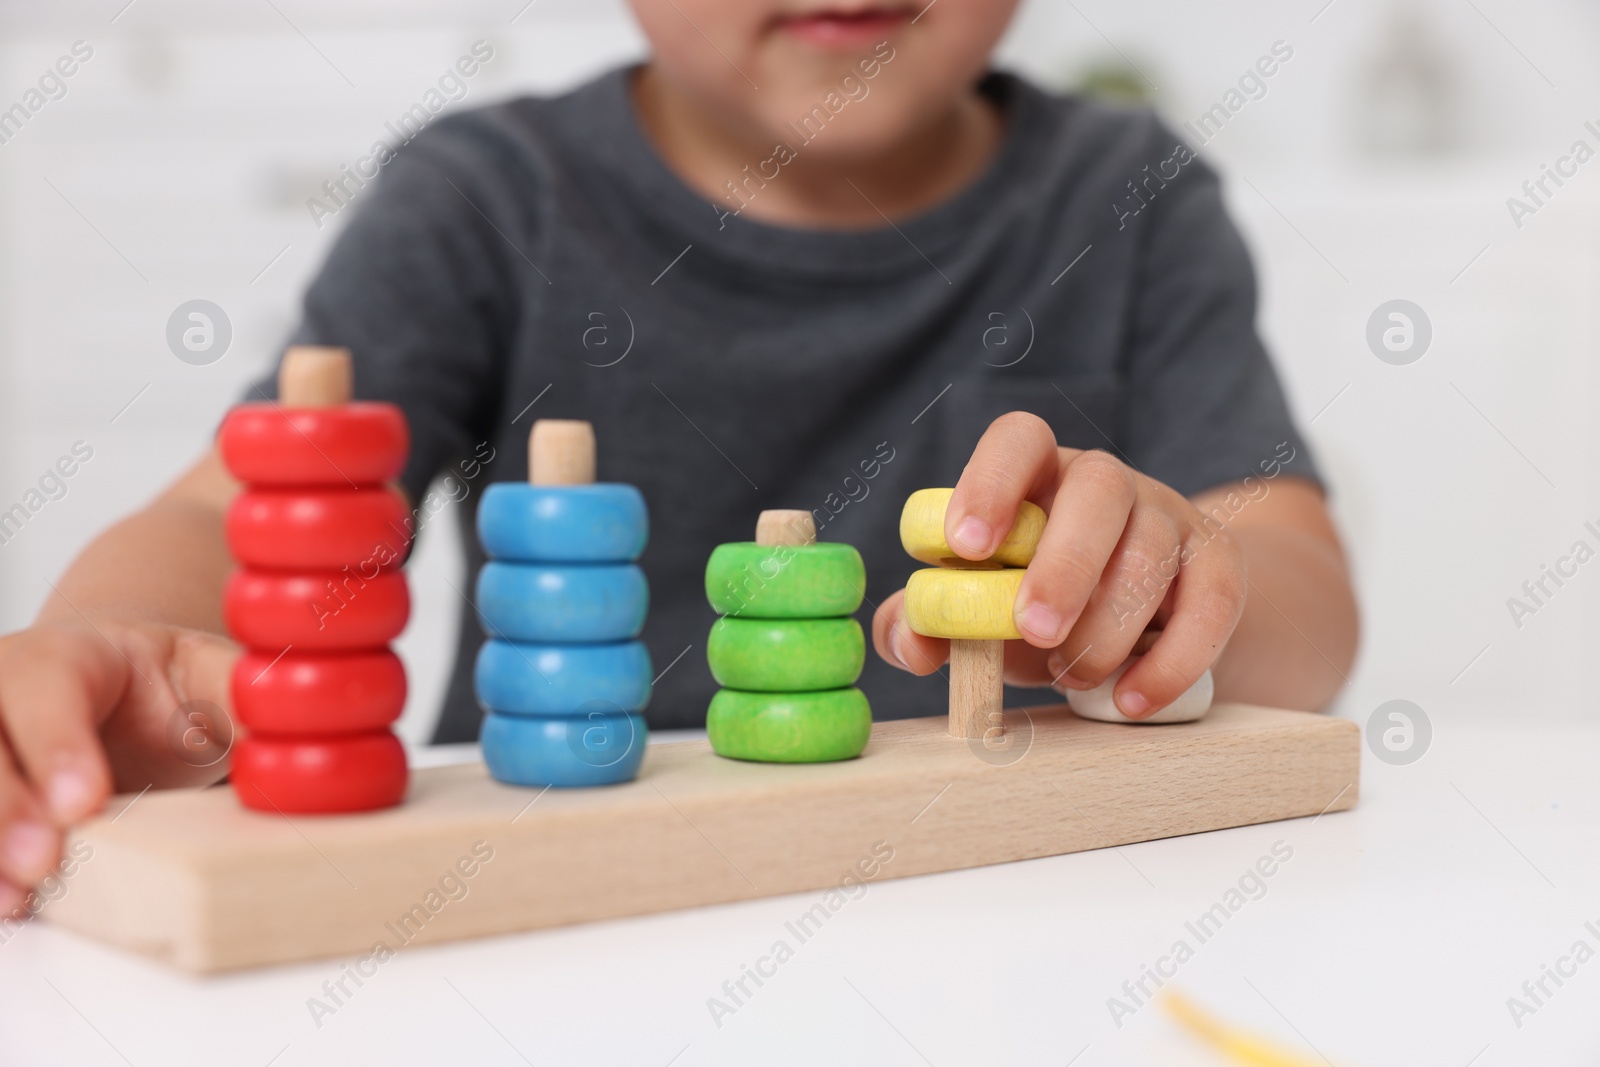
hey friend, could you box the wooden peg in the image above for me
[949,639,1004,740]
[279,346,352,408]
[755,509,815,547]
[529,420,596,486]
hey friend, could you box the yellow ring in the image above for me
[900,488,1045,568]
[904,567,1024,640]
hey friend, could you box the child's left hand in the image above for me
[873,413,1245,719]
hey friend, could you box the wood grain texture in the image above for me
[949,639,1005,739]
[278,346,351,407]
[45,704,1359,973]
[755,509,815,547]
[529,419,596,486]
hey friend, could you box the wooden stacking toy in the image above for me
[49,466,1359,969]
[704,510,871,762]
[900,487,1047,739]
[474,419,650,787]
[219,346,410,812]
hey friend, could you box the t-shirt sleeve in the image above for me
[251,117,526,504]
[1118,129,1322,497]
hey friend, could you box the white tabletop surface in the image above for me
[3,719,1596,1067]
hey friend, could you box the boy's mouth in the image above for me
[773,5,916,48]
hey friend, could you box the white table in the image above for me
[3,720,1595,1066]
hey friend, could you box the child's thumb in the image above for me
[168,628,241,720]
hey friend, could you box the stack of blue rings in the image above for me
[473,482,651,787]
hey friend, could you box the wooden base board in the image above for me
[44,703,1358,972]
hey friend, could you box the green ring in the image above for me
[705,542,865,619]
[707,617,864,692]
[707,688,872,763]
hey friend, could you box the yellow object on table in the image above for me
[1163,990,1342,1067]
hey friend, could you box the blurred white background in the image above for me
[0,0,1594,741]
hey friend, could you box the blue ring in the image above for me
[478,483,648,563]
[475,639,652,716]
[475,561,648,643]
[482,710,647,787]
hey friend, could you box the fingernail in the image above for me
[1018,602,1061,643]
[890,624,913,670]
[1046,652,1065,683]
[950,517,992,556]
[1116,690,1150,718]
[2,822,53,879]
[48,770,92,823]
[1046,653,1092,690]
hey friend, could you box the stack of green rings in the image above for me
[704,513,872,762]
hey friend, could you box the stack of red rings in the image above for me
[218,399,412,813]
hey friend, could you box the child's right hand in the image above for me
[0,618,236,912]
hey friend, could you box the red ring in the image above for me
[225,569,409,650]
[219,403,408,487]
[232,649,406,734]
[231,732,407,813]
[226,487,411,572]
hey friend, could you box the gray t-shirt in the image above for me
[265,67,1320,742]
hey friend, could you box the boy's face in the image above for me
[627,0,1020,158]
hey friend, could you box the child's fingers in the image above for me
[1013,449,1137,648]
[1044,499,1182,687]
[871,589,950,676]
[168,630,240,723]
[0,750,61,887]
[1001,639,1057,688]
[946,412,1060,560]
[0,633,119,826]
[1116,533,1245,718]
[100,628,239,793]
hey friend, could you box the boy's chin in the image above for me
[746,99,925,156]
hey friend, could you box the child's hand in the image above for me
[0,618,236,912]
[874,413,1245,719]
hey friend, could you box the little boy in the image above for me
[0,0,1357,907]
